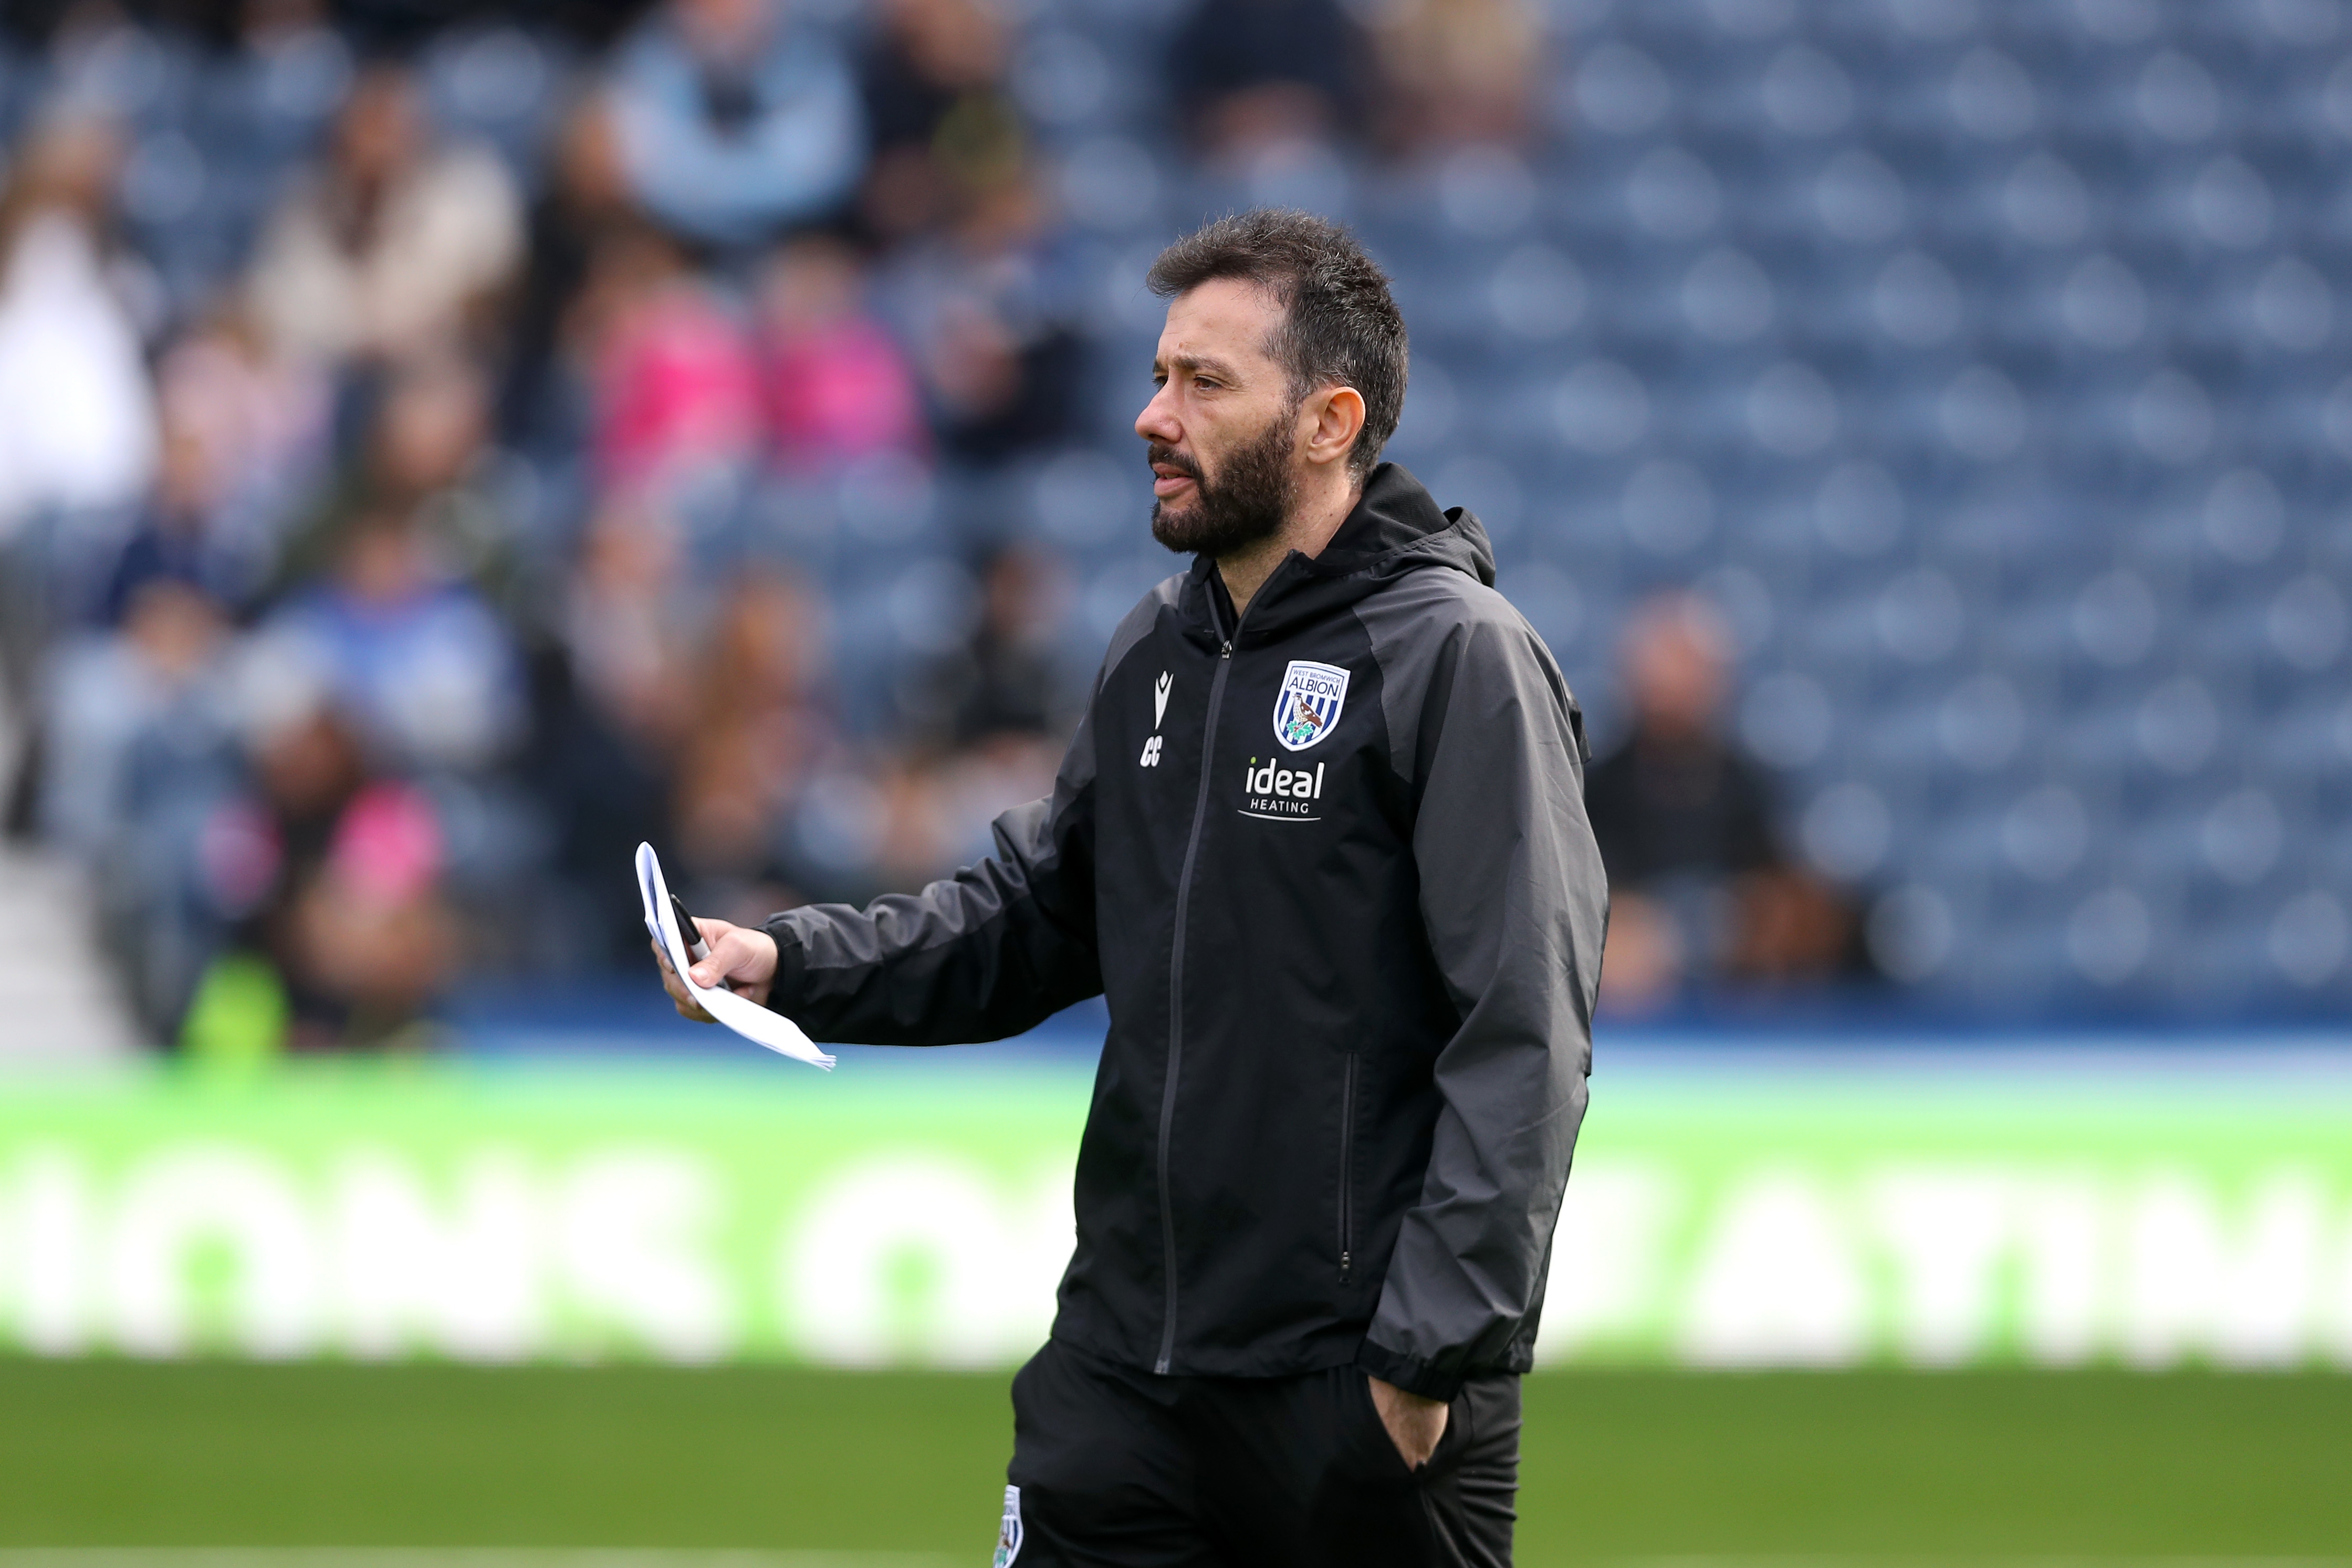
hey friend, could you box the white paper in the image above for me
[637,842,835,1070]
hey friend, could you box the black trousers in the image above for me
[1001,1339,1519,1567]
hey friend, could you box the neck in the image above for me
[1216,469,1362,619]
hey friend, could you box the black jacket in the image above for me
[764,464,1608,1400]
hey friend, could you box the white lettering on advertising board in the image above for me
[1,1145,2349,1370]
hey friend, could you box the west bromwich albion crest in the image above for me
[1271,660,1350,752]
[994,1485,1023,1565]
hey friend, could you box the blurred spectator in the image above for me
[573,223,762,499]
[608,0,866,252]
[783,728,1055,906]
[886,542,1073,890]
[1588,597,1775,883]
[0,110,156,534]
[191,695,455,1052]
[96,412,271,629]
[521,496,696,970]
[273,351,516,610]
[880,172,1084,466]
[0,109,155,819]
[903,542,1075,747]
[154,305,332,559]
[927,729,1060,867]
[39,572,234,863]
[1584,593,1860,1012]
[37,540,244,1033]
[850,726,1059,900]
[501,91,640,453]
[47,495,241,1035]
[856,0,1023,246]
[244,60,522,367]
[1168,0,1366,159]
[284,773,455,1048]
[1364,0,1541,155]
[564,495,697,761]
[757,233,925,473]
[252,504,526,776]
[672,568,831,911]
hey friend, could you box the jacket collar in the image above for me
[1177,463,1496,649]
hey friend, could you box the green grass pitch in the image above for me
[0,1361,2343,1562]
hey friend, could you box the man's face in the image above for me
[1135,278,1301,557]
[678,0,775,56]
[1625,610,1729,740]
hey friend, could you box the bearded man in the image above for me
[659,209,1608,1566]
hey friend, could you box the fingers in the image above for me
[686,921,735,988]
[651,938,716,1023]
[655,918,775,1015]
[689,927,757,989]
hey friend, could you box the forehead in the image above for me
[1155,277,1285,371]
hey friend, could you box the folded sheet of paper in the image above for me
[636,842,834,1070]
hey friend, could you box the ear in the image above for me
[1299,385,1367,471]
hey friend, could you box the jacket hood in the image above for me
[1184,462,1497,646]
[1313,462,1496,588]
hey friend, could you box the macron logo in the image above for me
[1141,672,1173,767]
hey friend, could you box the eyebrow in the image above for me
[1154,351,1245,382]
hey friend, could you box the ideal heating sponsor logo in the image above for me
[1239,756,1326,820]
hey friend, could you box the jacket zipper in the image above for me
[1337,1051,1359,1282]
[1156,633,1232,1374]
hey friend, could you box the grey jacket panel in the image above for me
[1097,574,1184,689]
[1352,596,1605,1399]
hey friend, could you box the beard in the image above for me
[1148,410,1298,557]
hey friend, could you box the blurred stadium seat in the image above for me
[0,0,2346,1054]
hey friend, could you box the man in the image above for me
[658,210,1606,1565]
[1584,592,1857,1009]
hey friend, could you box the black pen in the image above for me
[670,892,712,965]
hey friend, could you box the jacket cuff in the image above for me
[1354,1337,1462,1403]
[760,913,809,1010]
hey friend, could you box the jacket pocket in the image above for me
[1337,1051,1359,1282]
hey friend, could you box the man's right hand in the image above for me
[653,917,780,1021]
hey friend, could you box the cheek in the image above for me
[1185,408,1258,474]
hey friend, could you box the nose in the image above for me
[1135,382,1180,446]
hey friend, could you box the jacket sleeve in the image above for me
[1354,615,1607,1402]
[760,712,1103,1047]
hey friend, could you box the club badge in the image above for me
[994,1484,1023,1565]
[1271,660,1350,752]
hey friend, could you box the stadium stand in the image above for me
[0,0,2345,1048]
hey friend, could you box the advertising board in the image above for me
[1,1044,2346,1370]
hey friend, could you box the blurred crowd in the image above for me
[35,0,2319,1048]
[0,0,1613,1051]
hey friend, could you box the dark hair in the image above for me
[1146,209,1407,481]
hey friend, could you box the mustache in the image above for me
[1147,443,1204,483]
